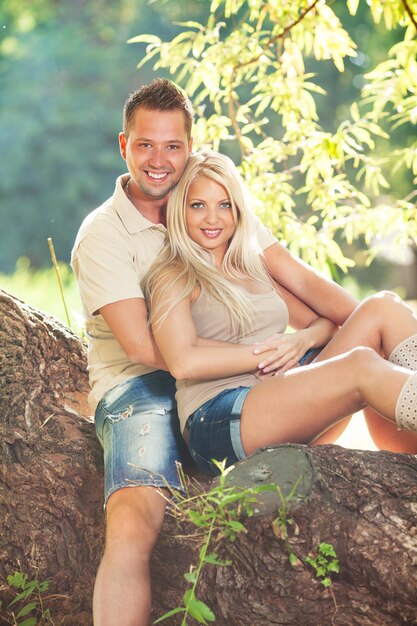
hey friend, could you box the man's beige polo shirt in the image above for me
[71,174,277,412]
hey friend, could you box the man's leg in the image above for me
[93,372,186,626]
[93,486,167,626]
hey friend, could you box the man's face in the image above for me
[119,108,193,201]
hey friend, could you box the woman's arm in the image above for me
[150,283,276,381]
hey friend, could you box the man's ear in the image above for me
[119,132,127,160]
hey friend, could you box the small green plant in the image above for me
[155,463,339,624]
[271,479,303,568]
[154,460,277,625]
[0,571,54,626]
[305,542,340,588]
[271,486,339,624]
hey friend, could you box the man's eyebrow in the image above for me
[135,137,186,145]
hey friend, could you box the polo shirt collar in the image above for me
[113,174,166,235]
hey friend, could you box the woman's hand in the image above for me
[253,331,313,375]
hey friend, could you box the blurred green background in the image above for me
[0,0,415,326]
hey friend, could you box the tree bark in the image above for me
[1,289,416,626]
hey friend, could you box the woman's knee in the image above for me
[344,346,380,372]
[360,290,400,317]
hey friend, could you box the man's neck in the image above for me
[136,199,167,226]
[125,178,167,226]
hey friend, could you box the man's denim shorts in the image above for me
[95,371,187,504]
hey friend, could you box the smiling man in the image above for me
[71,79,358,626]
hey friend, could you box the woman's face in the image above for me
[185,175,236,263]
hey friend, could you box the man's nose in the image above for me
[148,146,164,167]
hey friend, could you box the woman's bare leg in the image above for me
[308,291,417,451]
[315,291,417,363]
[240,347,412,455]
[361,406,417,452]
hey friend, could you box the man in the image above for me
[71,78,357,626]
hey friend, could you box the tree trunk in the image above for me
[1,289,416,626]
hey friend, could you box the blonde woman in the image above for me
[145,151,417,475]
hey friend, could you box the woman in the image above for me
[145,150,417,475]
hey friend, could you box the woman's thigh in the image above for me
[239,351,371,456]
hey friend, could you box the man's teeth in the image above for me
[147,171,167,179]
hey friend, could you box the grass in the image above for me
[0,257,82,330]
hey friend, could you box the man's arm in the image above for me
[263,243,358,326]
[100,298,168,370]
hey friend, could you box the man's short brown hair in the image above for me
[123,78,194,138]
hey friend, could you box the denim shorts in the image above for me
[95,371,187,504]
[186,386,251,476]
[185,349,321,476]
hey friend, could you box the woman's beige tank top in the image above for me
[176,284,289,431]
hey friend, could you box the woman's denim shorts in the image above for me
[95,371,187,504]
[184,349,321,476]
[185,386,251,476]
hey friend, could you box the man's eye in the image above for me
[139,143,151,148]
[167,145,179,150]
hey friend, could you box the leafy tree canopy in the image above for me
[132,0,417,276]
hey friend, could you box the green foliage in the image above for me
[0,571,54,626]
[271,484,339,589]
[133,0,417,276]
[155,459,278,625]
[305,542,340,588]
[157,464,340,623]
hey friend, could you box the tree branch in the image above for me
[401,0,417,30]
[233,0,321,72]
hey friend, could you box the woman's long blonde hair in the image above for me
[145,150,273,335]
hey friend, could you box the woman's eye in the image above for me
[190,202,204,209]
[220,202,232,209]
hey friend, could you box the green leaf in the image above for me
[188,598,216,623]
[203,553,232,567]
[7,572,27,589]
[16,601,39,618]
[8,586,36,607]
[227,520,245,533]
[347,0,360,16]
[174,21,204,30]
[184,570,198,583]
[288,552,302,567]
[319,543,337,557]
[153,606,185,624]
[127,34,161,45]
[17,619,37,626]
